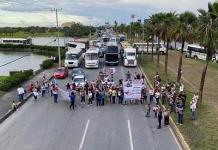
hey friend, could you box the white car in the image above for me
[72,75,87,89]
[212,51,218,63]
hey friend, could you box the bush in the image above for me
[0,71,33,91]
[40,59,54,69]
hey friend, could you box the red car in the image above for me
[53,67,68,79]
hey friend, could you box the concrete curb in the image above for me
[0,73,54,125]
[0,93,32,124]
[138,65,190,150]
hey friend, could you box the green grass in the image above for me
[138,55,218,150]
[0,31,64,38]
[0,76,8,97]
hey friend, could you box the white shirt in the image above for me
[17,87,25,95]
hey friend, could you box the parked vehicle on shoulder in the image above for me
[64,48,84,68]
[85,47,100,68]
[185,44,206,60]
[123,47,137,67]
[72,68,85,79]
[212,51,218,63]
[133,43,166,54]
[0,38,32,45]
[53,67,68,79]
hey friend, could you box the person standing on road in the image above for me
[108,88,112,103]
[17,85,25,103]
[112,88,116,104]
[157,108,163,129]
[96,89,100,106]
[41,83,46,97]
[33,88,39,101]
[80,88,85,106]
[88,90,93,105]
[69,91,76,110]
[145,103,151,117]
[52,84,58,103]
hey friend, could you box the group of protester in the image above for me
[15,69,198,130]
[146,72,199,129]
[64,71,148,110]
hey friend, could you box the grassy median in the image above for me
[138,53,218,150]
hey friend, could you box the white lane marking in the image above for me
[79,119,90,150]
[127,120,134,150]
[169,127,183,150]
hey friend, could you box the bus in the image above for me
[133,43,166,54]
[0,38,32,45]
[185,44,206,60]
[123,47,137,67]
[85,47,100,68]
[105,43,119,66]
[64,48,84,68]
[67,41,86,52]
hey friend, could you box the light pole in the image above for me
[51,8,62,67]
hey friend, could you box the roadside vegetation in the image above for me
[138,55,218,149]
[0,70,33,91]
[0,23,96,38]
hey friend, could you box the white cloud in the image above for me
[0,0,216,26]
[0,10,99,27]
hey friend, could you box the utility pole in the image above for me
[51,8,62,67]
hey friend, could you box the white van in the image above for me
[123,47,137,67]
[85,47,100,68]
[64,48,84,68]
[185,44,206,60]
[133,43,166,54]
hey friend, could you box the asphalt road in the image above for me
[0,59,181,150]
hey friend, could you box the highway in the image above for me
[0,59,181,150]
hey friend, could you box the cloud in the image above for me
[0,0,216,26]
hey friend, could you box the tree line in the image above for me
[0,23,97,37]
[115,2,218,106]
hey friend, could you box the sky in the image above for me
[0,0,216,27]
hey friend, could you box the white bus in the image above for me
[0,38,32,45]
[133,43,166,54]
[67,41,86,52]
[185,44,206,60]
[64,48,84,68]
[85,47,100,68]
[123,47,137,67]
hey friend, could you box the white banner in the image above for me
[124,79,144,100]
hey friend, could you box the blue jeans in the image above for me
[18,94,24,102]
[53,94,58,103]
[191,111,195,120]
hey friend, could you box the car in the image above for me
[72,68,85,79]
[53,67,68,79]
[72,75,87,90]
[212,51,218,63]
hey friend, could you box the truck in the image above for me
[105,43,119,66]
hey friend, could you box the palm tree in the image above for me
[150,13,165,67]
[176,12,197,83]
[196,2,218,106]
[161,12,178,74]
